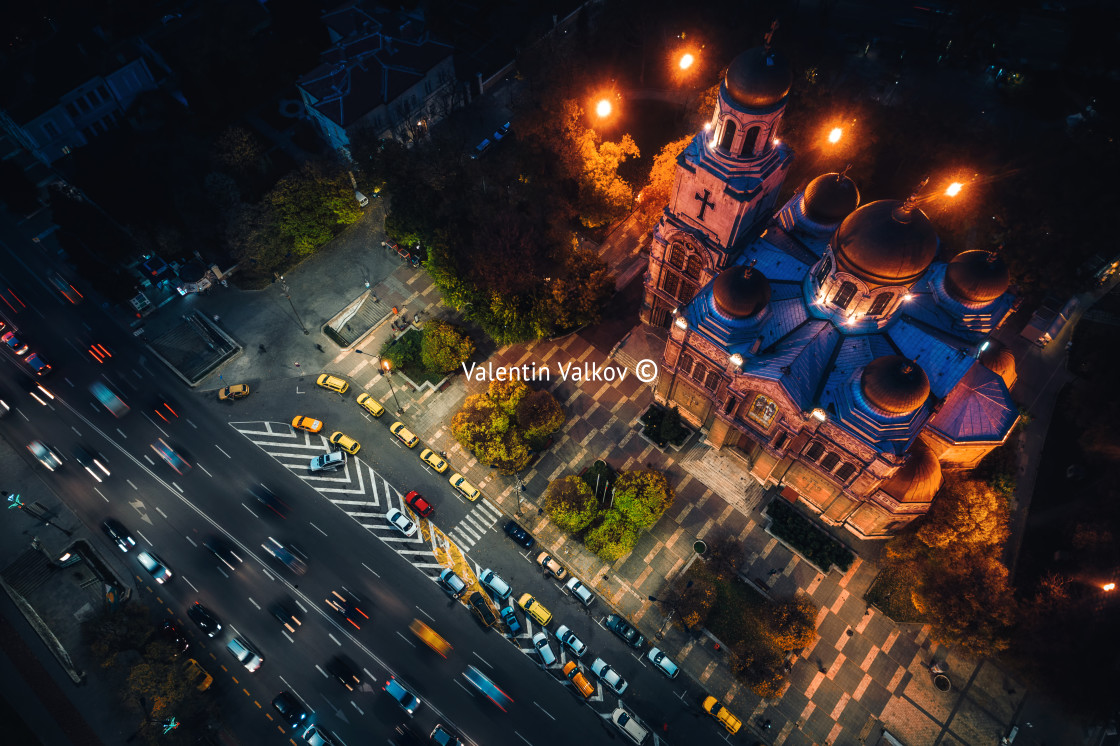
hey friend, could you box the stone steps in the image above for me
[2,549,57,597]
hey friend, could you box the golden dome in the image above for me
[712,263,771,319]
[724,47,792,110]
[804,172,860,224]
[945,250,1010,304]
[881,440,942,504]
[834,200,939,286]
[979,344,1017,388]
[860,355,930,415]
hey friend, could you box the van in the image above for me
[356,392,385,417]
[390,421,419,448]
[316,374,349,394]
[563,661,595,698]
[611,708,649,744]
[310,451,346,473]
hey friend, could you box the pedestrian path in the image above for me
[229,420,445,576]
[446,498,504,553]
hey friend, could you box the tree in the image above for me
[638,134,692,226]
[768,597,818,651]
[83,602,151,668]
[450,380,557,473]
[611,470,674,530]
[673,570,718,630]
[659,406,685,445]
[516,389,566,444]
[584,511,638,563]
[267,159,363,256]
[488,379,530,415]
[214,126,267,182]
[578,133,640,228]
[536,242,616,337]
[420,320,475,374]
[918,550,1017,655]
[916,476,1009,551]
[544,476,600,532]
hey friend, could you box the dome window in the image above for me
[719,120,737,151]
[742,126,760,156]
[832,281,857,310]
[868,292,893,316]
[813,256,832,284]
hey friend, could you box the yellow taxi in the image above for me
[449,473,481,501]
[316,374,349,394]
[356,392,385,417]
[420,448,449,473]
[517,593,552,626]
[291,416,323,433]
[329,431,361,455]
[409,619,452,658]
[390,421,419,448]
[184,659,213,691]
[563,661,595,698]
[218,384,250,401]
[702,696,742,734]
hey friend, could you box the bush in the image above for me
[450,380,565,473]
[544,476,601,532]
[420,320,475,374]
[766,499,854,572]
[660,406,685,444]
[380,328,423,372]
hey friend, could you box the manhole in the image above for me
[694,540,707,554]
[278,99,303,118]
[934,674,951,692]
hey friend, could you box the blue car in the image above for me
[500,605,523,636]
[463,665,513,712]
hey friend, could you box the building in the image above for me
[296,2,458,153]
[640,42,1019,540]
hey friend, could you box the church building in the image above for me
[640,41,1020,539]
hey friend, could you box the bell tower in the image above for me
[642,26,796,328]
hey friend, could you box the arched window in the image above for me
[678,352,694,377]
[820,453,840,471]
[741,126,760,156]
[704,369,721,391]
[772,431,789,450]
[804,442,825,461]
[833,282,857,310]
[835,463,856,481]
[668,243,686,268]
[684,254,703,280]
[814,256,832,284]
[723,396,737,415]
[719,120,737,151]
[868,292,894,316]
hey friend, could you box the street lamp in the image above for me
[275,273,310,335]
[596,98,612,118]
[381,359,404,414]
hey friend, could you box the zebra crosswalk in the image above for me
[447,498,504,552]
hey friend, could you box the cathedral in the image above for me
[640,42,1020,540]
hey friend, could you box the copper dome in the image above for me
[860,355,930,415]
[881,440,942,504]
[804,172,860,224]
[980,344,1017,388]
[713,263,771,319]
[834,200,939,286]
[944,250,1010,304]
[724,47,792,110]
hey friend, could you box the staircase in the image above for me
[2,549,57,597]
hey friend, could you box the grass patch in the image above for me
[766,499,854,573]
[865,566,926,623]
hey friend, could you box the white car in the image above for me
[532,632,556,666]
[137,551,172,584]
[555,625,587,658]
[226,636,264,672]
[479,568,512,600]
[27,440,63,471]
[564,577,595,606]
[386,508,418,537]
[590,657,628,695]
[647,647,680,679]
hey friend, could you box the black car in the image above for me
[605,613,645,649]
[101,518,136,553]
[271,691,308,727]
[74,446,110,481]
[157,621,189,655]
[325,590,368,630]
[468,592,497,628]
[251,486,289,519]
[204,537,244,572]
[270,598,302,634]
[503,520,535,549]
[187,602,222,637]
[326,655,362,691]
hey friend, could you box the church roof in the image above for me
[713,264,771,319]
[724,47,792,110]
[980,343,1017,388]
[944,250,1011,305]
[834,200,939,286]
[880,439,942,503]
[927,364,1018,442]
[860,355,930,415]
[804,172,860,224]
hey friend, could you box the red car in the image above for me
[404,490,434,518]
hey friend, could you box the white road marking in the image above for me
[361,563,380,578]
[316,665,329,678]
[71,426,81,436]
[328,633,342,647]
[183,577,198,592]
[215,445,231,459]
[395,631,416,647]
[363,668,375,682]
[127,480,138,490]
[185,418,198,430]
[415,606,434,621]
[533,702,555,720]
[198,464,212,477]
[455,680,472,696]
[142,455,154,465]
[243,503,258,516]
[472,652,492,669]
[282,631,294,644]
[172,482,183,493]
[311,522,328,536]
[94,488,109,503]
[515,731,534,745]
[217,567,228,579]
[116,428,127,438]
[185,536,197,547]
[248,597,260,610]
[135,530,151,546]
[350,701,363,715]
[295,599,307,613]
[155,507,167,519]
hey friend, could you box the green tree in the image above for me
[267,160,363,256]
[516,389,566,444]
[489,379,530,415]
[380,329,423,372]
[660,406,685,444]
[544,476,600,532]
[584,511,638,562]
[612,470,674,529]
[536,242,616,337]
[420,320,475,374]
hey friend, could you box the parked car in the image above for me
[563,661,595,698]
[605,613,645,648]
[499,605,523,636]
[404,490,434,518]
[611,707,650,744]
[383,676,421,715]
[309,451,346,472]
[479,568,512,600]
[517,593,552,626]
[356,392,385,417]
[438,568,467,598]
[390,421,419,448]
[647,647,680,679]
[316,374,349,393]
[536,552,567,579]
[291,416,323,433]
[590,657,628,695]
[504,520,534,549]
[555,625,587,657]
[386,507,418,537]
[157,621,189,654]
[532,631,556,665]
[468,592,497,628]
[218,384,249,401]
[449,473,481,501]
[702,696,742,734]
[329,431,360,455]
[419,448,448,472]
[184,658,213,692]
[564,577,595,606]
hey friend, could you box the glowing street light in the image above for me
[679,53,695,70]
[1104,582,1117,592]
[596,99,612,118]
[946,181,963,197]
[828,127,843,144]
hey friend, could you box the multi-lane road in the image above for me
[0,241,729,746]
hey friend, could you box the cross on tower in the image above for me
[694,189,715,221]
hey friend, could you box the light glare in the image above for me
[828,127,842,144]
[596,99,612,118]
[946,182,963,197]
[679,53,694,70]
